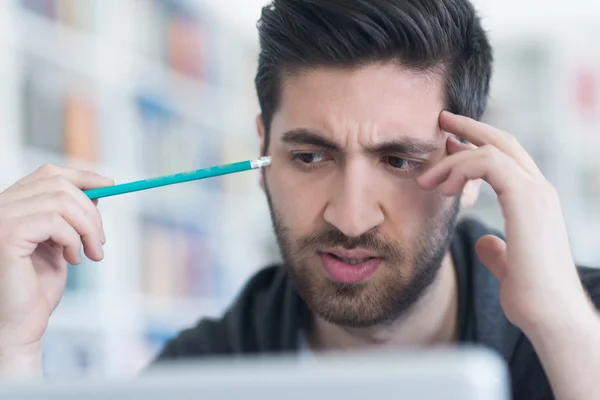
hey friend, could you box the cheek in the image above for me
[383,179,452,237]
[415,185,453,217]
[265,161,330,232]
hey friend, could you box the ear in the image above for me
[256,113,266,151]
[256,113,266,191]
[460,178,481,209]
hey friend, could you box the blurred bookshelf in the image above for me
[467,28,600,268]
[0,0,277,377]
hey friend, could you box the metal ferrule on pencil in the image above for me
[251,156,272,169]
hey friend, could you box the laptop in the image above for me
[0,346,510,399]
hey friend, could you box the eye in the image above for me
[290,151,332,171]
[383,156,423,172]
[293,152,326,164]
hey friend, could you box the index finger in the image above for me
[12,164,114,191]
[439,111,539,174]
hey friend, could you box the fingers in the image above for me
[2,212,82,266]
[418,143,533,197]
[0,176,106,245]
[0,164,112,263]
[439,111,540,174]
[9,164,114,192]
[0,193,104,262]
[475,235,508,282]
[446,134,472,154]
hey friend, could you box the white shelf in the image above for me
[141,295,226,326]
[48,293,106,332]
[2,7,236,134]
[50,293,225,329]
[19,145,139,178]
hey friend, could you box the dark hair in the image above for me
[255,0,493,150]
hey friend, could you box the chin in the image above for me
[297,271,401,328]
[313,297,397,329]
[291,257,442,329]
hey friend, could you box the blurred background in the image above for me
[0,0,598,378]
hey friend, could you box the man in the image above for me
[0,0,598,398]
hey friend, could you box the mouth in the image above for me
[330,255,375,265]
[318,250,382,283]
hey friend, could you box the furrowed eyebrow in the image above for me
[281,129,339,151]
[281,128,440,156]
[367,139,440,156]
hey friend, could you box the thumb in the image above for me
[475,235,508,282]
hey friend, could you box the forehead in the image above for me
[273,63,445,142]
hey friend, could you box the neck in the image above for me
[307,251,458,351]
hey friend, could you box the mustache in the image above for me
[296,229,406,259]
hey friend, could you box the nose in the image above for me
[323,161,384,238]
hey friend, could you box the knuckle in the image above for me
[80,169,102,183]
[506,134,520,148]
[50,175,72,189]
[51,189,74,206]
[46,211,63,226]
[49,193,81,222]
[37,164,60,177]
[482,144,501,161]
[82,170,99,180]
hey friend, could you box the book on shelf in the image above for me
[135,92,222,187]
[19,0,215,80]
[20,0,94,32]
[21,56,64,154]
[64,88,98,162]
[166,2,207,78]
[21,55,99,163]
[140,214,222,300]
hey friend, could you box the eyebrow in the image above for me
[281,129,440,156]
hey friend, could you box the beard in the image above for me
[264,181,461,329]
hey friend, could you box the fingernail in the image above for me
[101,230,106,244]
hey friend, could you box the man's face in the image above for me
[260,63,460,328]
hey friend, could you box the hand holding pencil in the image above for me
[0,157,270,378]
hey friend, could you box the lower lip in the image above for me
[319,253,382,283]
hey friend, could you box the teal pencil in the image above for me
[83,156,272,199]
